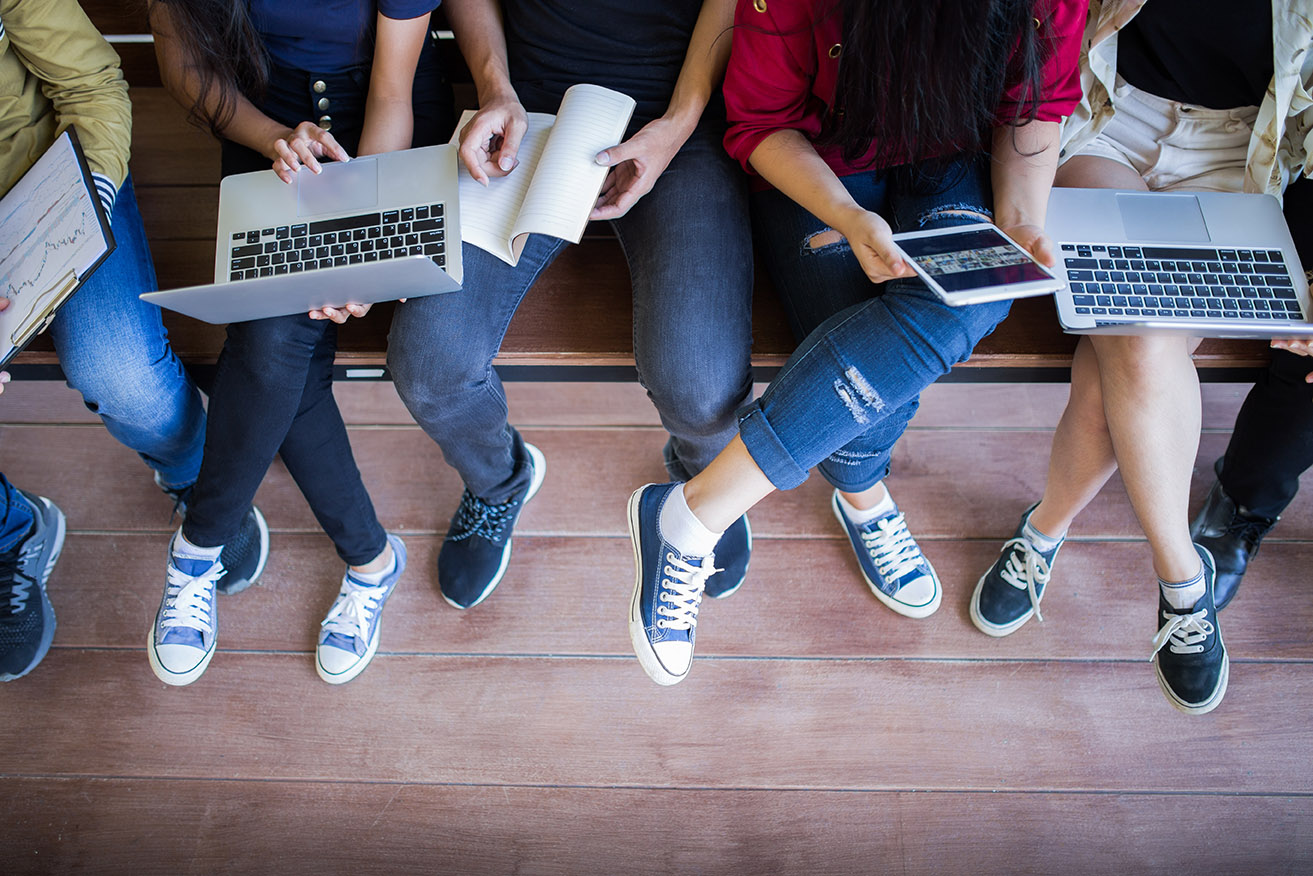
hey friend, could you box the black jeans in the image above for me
[184,51,453,564]
[1219,349,1313,518]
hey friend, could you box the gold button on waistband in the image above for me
[317,97,330,111]
[753,0,767,12]
[828,43,842,58]
[318,115,332,130]
[312,79,327,93]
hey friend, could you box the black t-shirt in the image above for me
[504,0,717,133]
[1117,0,1273,110]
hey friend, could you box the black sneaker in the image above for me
[970,504,1061,637]
[704,515,750,599]
[214,507,271,596]
[1152,544,1228,715]
[1190,472,1276,612]
[438,443,546,609]
[0,492,66,682]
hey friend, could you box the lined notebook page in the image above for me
[450,111,555,264]
[513,84,636,246]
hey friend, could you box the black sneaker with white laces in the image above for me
[1152,544,1229,715]
[439,443,546,609]
[0,491,66,682]
[970,504,1061,637]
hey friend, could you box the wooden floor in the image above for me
[1,379,1311,875]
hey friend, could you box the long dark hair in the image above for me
[819,0,1050,167]
[147,0,270,136]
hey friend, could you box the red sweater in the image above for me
[723,0,1088,179]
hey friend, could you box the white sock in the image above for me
[350,549,396,586]
[658,484,722,558]
[836,487,896,524]
[1160,566,1206,610]
[174,530,222,561]
[1021,517,1064,554]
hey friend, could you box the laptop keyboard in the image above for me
[226,203,446,281]
[1060,243,1303,321]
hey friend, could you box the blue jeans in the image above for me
[183,59,452,564]
[48,177,206,489]
[740,157,1011,492]
[389,125,754,503]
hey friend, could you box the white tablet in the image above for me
[893,223,1063,306]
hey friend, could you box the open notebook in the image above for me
[451,83,636,265]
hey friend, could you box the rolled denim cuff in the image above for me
[737,403,810,492]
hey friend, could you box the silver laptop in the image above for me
[1047,187,1313,336]
[141,144,462,324]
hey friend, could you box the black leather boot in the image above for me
[1189,476,1277,611]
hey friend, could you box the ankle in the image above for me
[351,543,394,576]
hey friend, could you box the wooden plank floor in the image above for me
[1,380,1311,874]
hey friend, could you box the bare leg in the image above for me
[1091,332,1204,581]
[1032,156,1202,582]
[838,482,889,511]
[682,435,775,532]
[1029,336,1119,535]
[351,541,394,574]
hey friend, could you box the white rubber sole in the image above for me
[968,572,1035,637]
[1154,642,1230,716]
[147,627,216,687]
[441,443,546,610]
[317,623,382,685]
[831,495,941,620]
[627,486,689,687]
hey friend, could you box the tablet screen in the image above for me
[898,227,1051,292]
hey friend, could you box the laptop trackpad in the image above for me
[1117,193,1211,243]
[297,157,378,216]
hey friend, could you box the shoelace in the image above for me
[0,542,40,619]
[159,560,224,634]
[656,551,717,631]
[1223,515,1274,552]
[448,489,519,542]
[321,578,386,642]
[859,513,924,583]
[1151,607,1214,657]
[997,536,1052,622]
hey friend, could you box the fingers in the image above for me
[308,303,372,323]
[0,371,9,395]
[458,106,527,184]
[1027,231,1058,267]
[272,123,349,182]
[594,138,637,168]
[1271,338,1313,358]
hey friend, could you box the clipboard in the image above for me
[0,127,116,369]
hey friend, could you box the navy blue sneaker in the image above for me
[627,483,718,686]
[704,515,750,599]
[317,533,407,684]
[970,504,1061,637]
[439,443,545,609]
[0,492,66,682]
[1152,544,1228,715]
[831,491,940,618]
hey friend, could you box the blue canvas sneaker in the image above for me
[704,515,750,599]
[0,492,66,682]
[831,491,940,618]
[627,483,719,686]
[970,504,1061,637]
[317,533,407,684]
[1152,544,1228,715]
[155,474,268,597]
[439,443,545,609]
[148,535,226,686]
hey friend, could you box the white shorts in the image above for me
[1075,77,1259,193]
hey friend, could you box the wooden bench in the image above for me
[10,2,1274,383]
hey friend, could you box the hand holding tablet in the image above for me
[893,223,1064,306]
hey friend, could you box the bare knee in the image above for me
[805,228,845,249]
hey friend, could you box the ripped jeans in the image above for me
[739,156,1011,491]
